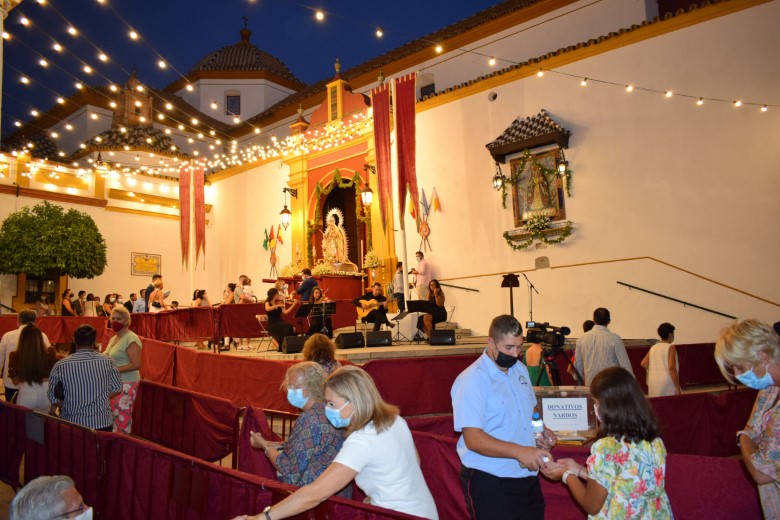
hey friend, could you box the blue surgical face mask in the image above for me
[737,365,775,390]
[287,388,309,409]
[325,400,352,428]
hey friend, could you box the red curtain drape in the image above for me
[394,74,419,230]
[179,165,191,268]
[193,163,206,266]
[371,84,392,231]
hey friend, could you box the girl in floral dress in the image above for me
[542,367,673,519]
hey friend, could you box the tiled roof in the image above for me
[487,110,569,151]
[81,126,188,158]
[5,133,58,160]
[189,30,303,85]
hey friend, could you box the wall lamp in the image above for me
[361,164,375,206]
[280,187,298,230]
[492,162,506,190]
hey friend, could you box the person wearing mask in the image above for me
[641,322,681,397]
[715,319,780,518]
[48,324,122,431]
[296,268,318,302]
[35,294,53,317]
[250,362,348,495]
[10,475,91,520]
[0,310,51,405]
[542,367,672,519]
[8,324,58,411]
[133,289,147,313]
[451,315,556,520]
[124,293,137,314]
[393,262,406,312]
[61,289,76,317]
[235,366,438,520]
[102,294,116,317]
[72,291,87,317]
[104,307,142,433]
[410,251,431,300]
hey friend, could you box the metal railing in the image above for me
[617,281,736,319]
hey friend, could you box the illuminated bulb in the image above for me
[158,60,166,69]
[20,17,29,26]
[191,118,199,125]
[83,65,92,74]
[233,116,240,124]
[146,137,153,143]
[165,129,171,134]
[376,28,383,38]
[733,100,742,107]
[625,84,634,92]
[119,127,126,133]
[696,98,704,106]
[157,113,164,120]
[91,113,98,120]
[110,101,117,108]
[488,56,496,66]
[761,105,768,112]
[109,84,118,92]
[664,91,673,98]
[59,152,65,157]
[188,138,194,143]
[580,78,588,86]
[178,124,184,130]
[435,44,443,53]
[51,132,59,138]
[80,143,86,149]
[15,121,22,127]
[57,97,65,104]
[210,130,216,136]
[165,103,173,110]
[53,42,62,51]
[75,82,83,89]
[197,132,203,138]
[136,85,143,92]
[139,116,146,122]
[31,109,39,116]
[39,59,48,67]
[254,128,260,134]
[124,145,130,150]
[170,145,177,151]
[98,53,108,62]
[536,69,544,77]
[210,101,218,109]
[1,32,9,40]
[67,27,77,36]
[134,100,142,107]
[20,76,29,84]
[129,30,138,40]
[315,10,324,21]
[65,124,73,130]
[95,136,102,142]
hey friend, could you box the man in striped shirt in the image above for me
[48,324,122,431]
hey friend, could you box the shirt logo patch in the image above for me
[519,375,528,385]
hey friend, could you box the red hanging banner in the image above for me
[179,165,191,268]
[371,84,392,231]
[394,74,419,231]
[193,163,206,267]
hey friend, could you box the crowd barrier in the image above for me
[132,380,242,464]
[1,402,426,519]
[0,315,114,344]
[412,430,763,520]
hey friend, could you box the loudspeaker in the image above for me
[336,332,365,349]
[281,335,308,354]
[366,331,392,347]
[429,330,456,345]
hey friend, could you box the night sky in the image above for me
[2,0,501,140]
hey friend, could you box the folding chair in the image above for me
[439,306,456,331]
[255,315,275,351]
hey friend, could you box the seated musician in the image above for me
[416,279,447,339]
[265,288,298,351]
[306,287,333,338]
[352,283,395,332]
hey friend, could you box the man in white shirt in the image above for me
[410,251,431,300]
[0,310,51,403]
[574,307,634,385]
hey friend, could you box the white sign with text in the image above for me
[542,397,589,431]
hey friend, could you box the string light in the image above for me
[52,42,62,51]
[20,17,30,26]
[67,26,77,36]
[129,30,138,40]
[375,28,383,38]
[315,10,325,21]
[536,69,544,77]
[696,98,703,106]
[98,52,108,62]
[733,100,742,107]
[38,59,48,67]
[488,56,496,66]
[2,31,9,40]
[625,84,634,92]
[664,91,673,98]
[435,44,443,53]
[158,60,167,69]
[580,78,588,86]
[761,105,768,112]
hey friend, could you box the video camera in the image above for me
[525,321,571,350]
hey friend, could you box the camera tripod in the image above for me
[534,347,584,386]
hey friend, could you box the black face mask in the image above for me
[494,349,518,369]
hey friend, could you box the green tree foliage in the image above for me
[0,201,107,279]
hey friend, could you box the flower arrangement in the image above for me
[363,249,382,269]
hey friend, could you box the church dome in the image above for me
[188,28,304,86]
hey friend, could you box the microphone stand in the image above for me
[521,273,539,322]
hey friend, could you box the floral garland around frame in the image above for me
[501,149,572,208]
[305,169,372,267]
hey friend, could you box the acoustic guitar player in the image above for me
[352,282,395,332]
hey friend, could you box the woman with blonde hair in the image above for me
[147,280,166,313]
[302,333,341,375]
[104,306,142,433]
[714,319,780,518]
[234,366,438,520]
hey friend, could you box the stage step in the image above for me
[336,322,472,338]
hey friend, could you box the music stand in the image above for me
[392,311,411,342]
[501,274,520,317]
[407,300,433,344]
[311,302,336,336]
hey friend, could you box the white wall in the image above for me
[402,1,780,343]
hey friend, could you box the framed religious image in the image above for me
[510,149,567,228]
[131,253,161,276]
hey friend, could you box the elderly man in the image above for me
[574,307,634,385]
[1,310,51,404]
[48,324,121,431]
[10,475,91,520]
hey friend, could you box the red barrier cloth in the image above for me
[193,163,206,265]
[394,74,419,227]
[132,380,240,462]
[139,339,176,385]
[0,315,17,336]
[406,415,455,438]
[0,400,27,488]
[129,312,157,339]
[364,355,479,415]
[179,165,191,268]
[677,343,726,387]
[237,407,283,479]
[174,346,298,410]
[372,83,392,230]
[35,316,112,344]
[705,389,757,457]
[219,302,271,338]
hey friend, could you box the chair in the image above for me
[254,315,275,351]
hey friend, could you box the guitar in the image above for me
[356,299,386,320]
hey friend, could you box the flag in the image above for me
[431,188,441,212]
[420,188,430,217]
[409,194,416,220]
[179,165,191,268]
[262,229,269,251]
[269,225,276,250]
[277,225,284,245]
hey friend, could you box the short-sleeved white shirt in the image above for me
[334,416,438,519]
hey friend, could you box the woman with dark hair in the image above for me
[306,287,333,338]
[542,367,672,518]
[9,324,58,411]
[264,288,297,351]
[302,333,341,375]
[416,279,446,339]
[61,289,75,317]
[35,294,53,317]
[102,293,116,316]
[83,294,98,317]
[192,290,212,349]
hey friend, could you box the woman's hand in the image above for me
[540,461,567,481]
[250,431,266,451]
